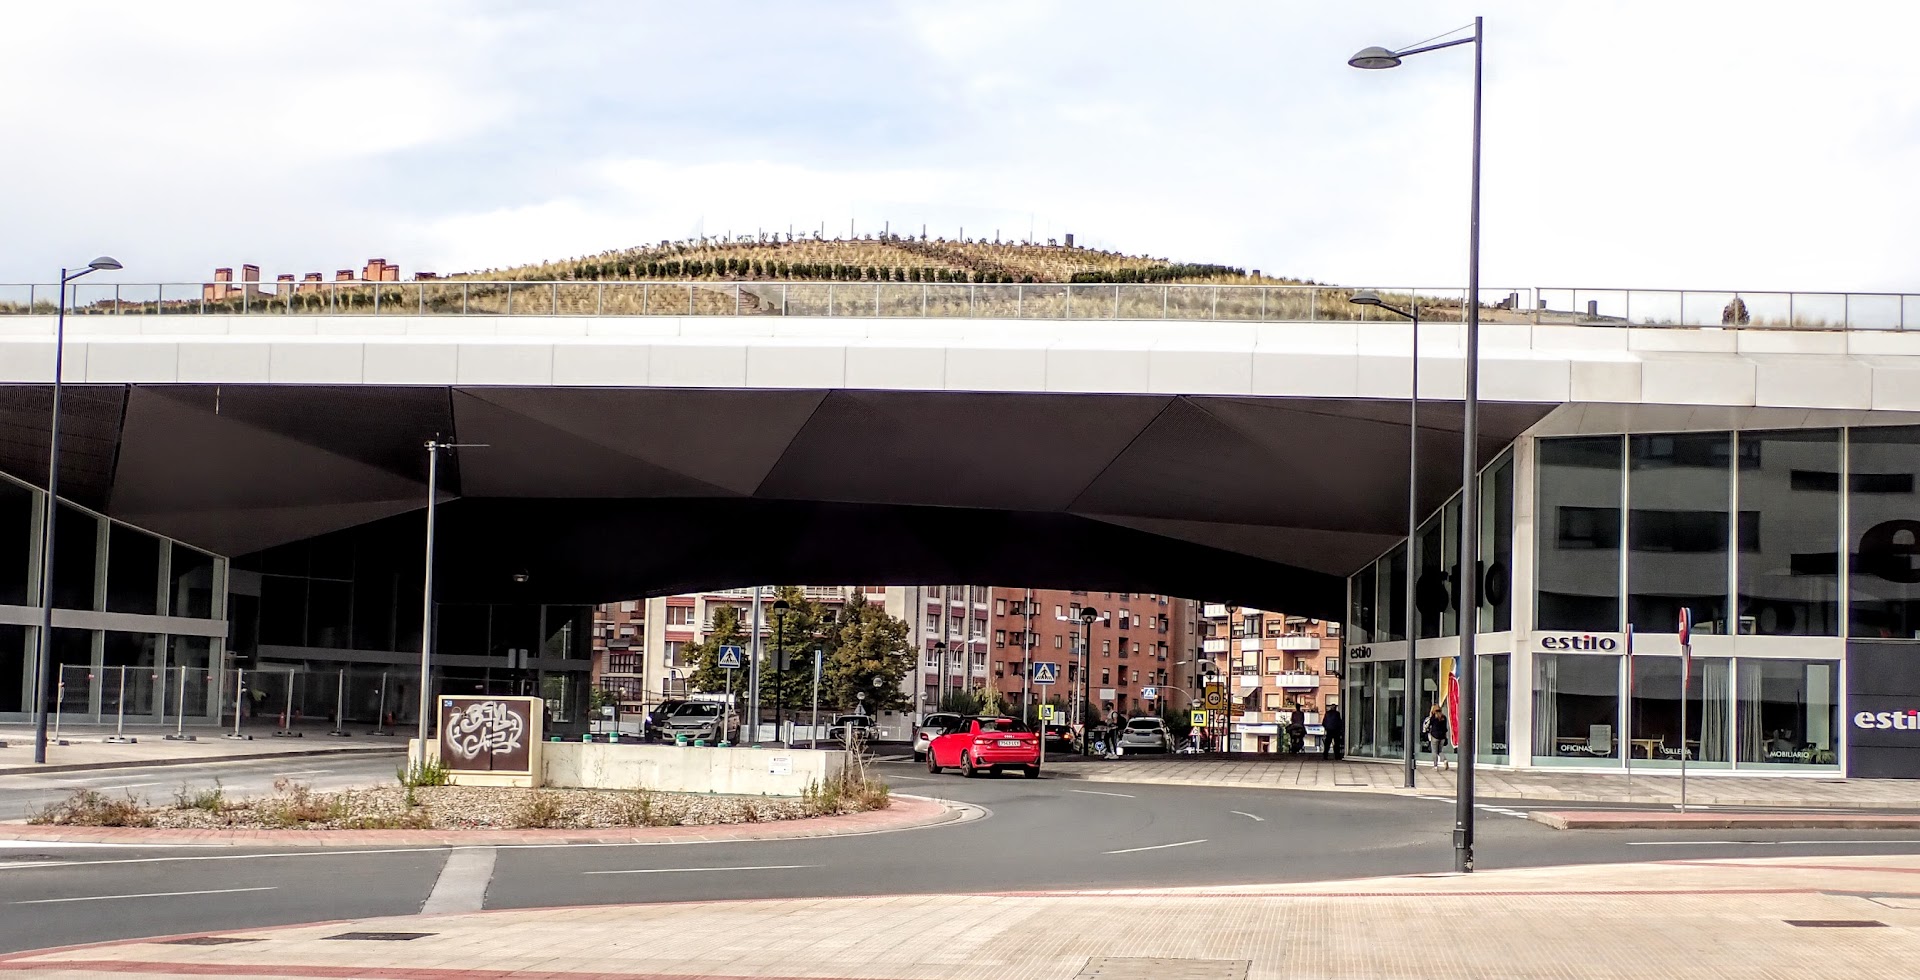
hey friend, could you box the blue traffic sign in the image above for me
[1031,661,1060,684]
[718,645,744,668]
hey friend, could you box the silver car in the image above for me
[659,701,735,743]
[913,712,963,757]
[1118,717,1171,753]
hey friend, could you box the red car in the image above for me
[926,716,1041,778]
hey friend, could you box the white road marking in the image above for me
[1070,789,1136,799]
[1105,839,1207,855]
[278,770,334,777]
[1229,811,1264,822]
[12,886,276,905]
[419,846,495,915]
[885,774,935,781]
[1628,839,1920,847]
[583,865,815,875]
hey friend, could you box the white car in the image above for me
[912,712,963,757]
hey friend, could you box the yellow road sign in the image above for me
[1203,684,1225,709]
[1190,709,1208,727]
[1038,704,1056,722]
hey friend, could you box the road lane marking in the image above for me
[583,865,815,875]
[1105,839,1206,855]
[1628,839,1920,847]
[11,886,276,905]
[1070,789,1136,799]
[1229,811,1264,822]
[419,846,495,914]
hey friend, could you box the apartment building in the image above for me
[984,589,1200,721]
[885,585,994,716]
[1198,604,1343,753]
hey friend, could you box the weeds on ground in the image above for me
[30,789,153,827]
[257,779,348,828]
[613,789,686,827]
[172,780,226,813]
[800,752,891,816]
[512,791,568,829]
[397,759,452,788]
[340,809,434,830]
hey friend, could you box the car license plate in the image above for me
[997,738,1021,747]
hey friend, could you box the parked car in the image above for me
[657,701,735,743]
[1118,717,1172,753]
[926,716,1041,778]
[644,699,690,740]
[912,712,964,757]
[827,714,874,745]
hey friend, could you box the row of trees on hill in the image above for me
[1069,263,1247,283]
[683,588,915,714]
[552,257,1039,283]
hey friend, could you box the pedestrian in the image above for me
[1287,706,1307,755]
[1321,704,1344,759]
[1422,704,1451,770]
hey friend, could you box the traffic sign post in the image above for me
[1031,662,1059,685]
[1677,608,1693,813]
[1139,686,1158,701]
[1191,709,1208,728]
[1038,704,1056,722]
[718,645,743,747]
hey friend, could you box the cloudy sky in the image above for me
[6,1,1916,292]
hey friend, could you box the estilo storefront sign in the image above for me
[1533,632,1623,652]
[437,695,546,787]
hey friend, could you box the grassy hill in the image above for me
[451,234,1310,286]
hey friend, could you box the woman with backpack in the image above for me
[1421,703,1451,770]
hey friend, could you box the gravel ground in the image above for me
[34,782,884,831]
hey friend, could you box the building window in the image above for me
[1736,429,1839,636]
[1847,426,1920,638]
[1737,659,1838,766]
[1119,609,1130,629]
[1537,435,1624,631]
[1481,452,1516,632]
[926,614,939,632]
[974,617,988,635]
[1628,432,1732,634]
[1264,655,1283,673]
[1054,635,1064,649]
[995,599,1006,615]
[620,599,637,612]
[974,651,987,668]
[924,651,938,668]
[663,641,685,668]
[1349,563,1375,645]
[1326,657,1341,675]
[929,586,943,599]
[1102,640,1111,655]
[1055,604,1064,618]
[995,630,1006,647]
[1532,653,1621,763]
[1101,668,1110,685]
[1628,655,1731,765]
[1264,692,1281,711]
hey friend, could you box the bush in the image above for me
[258,779,347,828]
[30,789,152,827]
[512,792,568,829]
[342,809,433,830]
[173,781,226,813]
[397,759,452,788]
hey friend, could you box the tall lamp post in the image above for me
[1351,290,1422,790]
[31,257,123,765]
[1350,15,1485,873]
[413,438,486,767]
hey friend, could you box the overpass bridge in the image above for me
[3,280,1919,615]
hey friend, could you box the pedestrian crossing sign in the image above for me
[1190,709,1209,727]
[1038,704,1056,722]
[717,645,743,668]
[1031,661,1060,684]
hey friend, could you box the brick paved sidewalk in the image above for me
[0,723,405,776]
[5,853,1919,979]
[0,794,960,846]
[1043,754,1920,808]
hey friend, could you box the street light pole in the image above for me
[1350,15,1484,873]
[1351,290,1422,791]
[414,438,486,768]
[771,598,789,745]
[31,257,122,766]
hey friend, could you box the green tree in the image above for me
[764,586,832,710]
[939,689,981,715]
[685,604,750,698]
[824,594,913,713]
[974,684,1010,717]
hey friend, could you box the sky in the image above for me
[5,1,1917,293]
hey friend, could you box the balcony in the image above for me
[1275,635,1320,651]
[1274,673,1322,690]
[1202,638,1228,654]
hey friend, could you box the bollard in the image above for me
[327,668,351,737]
[367,670,394,736]
[273,671,302,737]
[165,664,196,741]
[224,667,252,740]
[104,666,137,743]
[53,678,67,745]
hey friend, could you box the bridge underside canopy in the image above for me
[0,385,1549,618]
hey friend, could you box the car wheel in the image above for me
[926,749,941,774]
[1024,764,1041,779]
[960,753,977,778]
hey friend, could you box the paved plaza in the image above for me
[5,853,1918,979]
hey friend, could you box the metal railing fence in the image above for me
[2,281,1913,330]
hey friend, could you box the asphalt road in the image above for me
[6,756,1920,954]
[0,753,407,822]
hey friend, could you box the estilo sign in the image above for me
[1536,633,1621,652]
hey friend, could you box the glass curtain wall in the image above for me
[1537,437,1623,631]
[2,479,32,606]
[1350,663,1376,756]
[1376,661,1406,759]
[1532,653,1621,764]
[1479,654,1510,763]
[1628,656,1732,768]
[1628,433,1732,634]
[1737,659,1839,767]
[1482,454,1516,632]
[1848,426,1920,639]
[1737,430,1841,636]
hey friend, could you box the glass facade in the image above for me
[1479,654,1510,763]
[1737,659,1839,767]
[1627,432,1730,634]
[1537,436,1623,631]
[1629,655,1732,767]
[1737,430,1840,636]
[1848,426,1920,639]
[1,479,30,607]
[1533,653,1621,764]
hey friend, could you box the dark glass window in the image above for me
[544,606,592,659]
[1736,659,1839,766]
[1628,432,1731,633]
[0,624,25,712]
[1383,544,1407,642]
[1415,516,1444,639]
[105,523,161,615]
[1532,652,1620,762]
[306,579,351,648]
[1349,663,1375,756]
[170,544,217,619]
[1441,497,1460,637]
[1478,654,1510,762]
[258,576,308,646]
[1481,454,1515,632]
[491,604,541,660]
[1847,426,1920,638]
[1349,564,1375,645]
[0,480,31,606]
[351,571,396,651]
[52,627,92,714]
[102,631,161,717]
[1628,656,1731,764]
[51,504,98,611]
[1736,430,1840,636]
[437,603,489,656]
[1537,436,1622,631]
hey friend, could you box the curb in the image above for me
[0,745,407,777]
[1531,810,1920,830]
[0,793,966,847]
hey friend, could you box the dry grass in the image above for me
[30,789,153,827]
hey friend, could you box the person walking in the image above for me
[1321,703,1345,759]
[1422,703,1451,770]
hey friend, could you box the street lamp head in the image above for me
[1079,607,1099,624]
[1349,290,1383,307]
[771,598,789,613]
[1348,45,1402,69]
[87,256,124,272]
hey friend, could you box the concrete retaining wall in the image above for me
[543,743,847,797]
